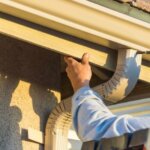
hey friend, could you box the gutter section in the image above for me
[0,0,150,51]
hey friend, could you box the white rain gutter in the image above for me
[0,0,150,51]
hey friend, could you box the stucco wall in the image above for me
[0,35,60,150]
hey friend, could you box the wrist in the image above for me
[73,80,90,92]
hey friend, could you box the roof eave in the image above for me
[0,0,150,52]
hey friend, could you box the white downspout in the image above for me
[98,49,142,102]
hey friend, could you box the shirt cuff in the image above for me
[72,86,103,104]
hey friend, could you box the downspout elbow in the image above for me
[97,49,142,102]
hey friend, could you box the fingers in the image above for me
[82,53,90,65]
[64,56,78,66]
[64,53,90,66]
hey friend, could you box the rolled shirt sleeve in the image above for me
[72,86,150,142]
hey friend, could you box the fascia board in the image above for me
[0,0,150,52]
[0,13,117,71]
[0,13,150,83]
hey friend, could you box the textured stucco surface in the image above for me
[0,35,61,150]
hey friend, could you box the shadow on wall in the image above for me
[0,34,61,150]
[29,84,58,131]
[0,74,22,150]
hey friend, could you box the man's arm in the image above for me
[64,53,150,142]
[72,86,150,142]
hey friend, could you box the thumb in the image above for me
[82,53,90,65]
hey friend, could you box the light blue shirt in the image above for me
[72,86,150,142]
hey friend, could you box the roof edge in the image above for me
[89,0,150,23]
[0,0,150,51]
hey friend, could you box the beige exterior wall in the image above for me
[0,35,60,150]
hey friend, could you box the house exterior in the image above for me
[0,0,150,150]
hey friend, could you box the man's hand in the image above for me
[64,53,92,92]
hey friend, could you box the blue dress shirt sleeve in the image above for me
[72,86,150,142]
